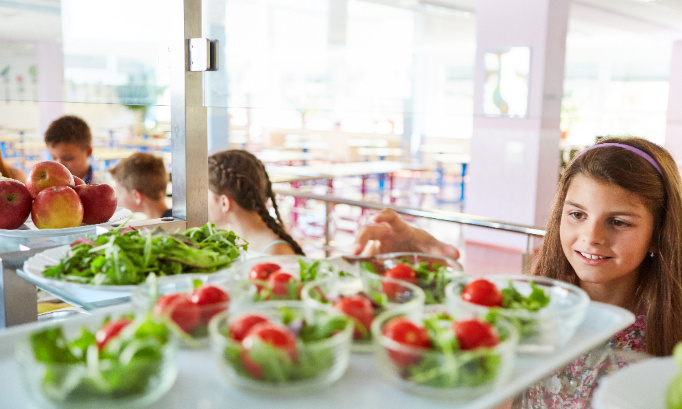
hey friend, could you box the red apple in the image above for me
[74,176,85,186]
[0,178,32,229]
[26,161,75,198]
[31,186,83,229]
[75,184,117,224]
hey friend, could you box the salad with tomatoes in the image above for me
[133,275,234,346]
[42,223,247,286]
[447,275,589,353]
[16,312,176,407]
[238,257,336,301]
[371,309,517,398]
[359,253,463,305]
[300,275,425,349]
[209,302,353,392]
[459,278,550,340]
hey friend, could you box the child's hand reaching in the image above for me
[352,208,460,259]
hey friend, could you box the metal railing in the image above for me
[274,189,547,265]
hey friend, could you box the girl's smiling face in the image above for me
[560,174,655,290]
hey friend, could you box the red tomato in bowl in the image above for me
[382,263,418,299]
[333,294,375,339]
[453,319,500,350]
[461,279,503,307]
[381,317,430,366]
[241,322,298,379]
[248,262,281,281]
[267,271,300,298]
[190,285,230,322]
[95,318,133,350]
[229,314,270,341]
[154,293,201,333]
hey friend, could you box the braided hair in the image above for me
[208,149,305,255]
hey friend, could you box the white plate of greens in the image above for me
[19,223,247,295]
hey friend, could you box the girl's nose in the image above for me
[581,220,606,244]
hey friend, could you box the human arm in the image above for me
[352,208,460,259]
[10,166,26,184]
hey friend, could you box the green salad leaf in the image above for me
[42,223,247,285]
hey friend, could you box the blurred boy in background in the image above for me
[44,115,111,184]
[110,152,172,219]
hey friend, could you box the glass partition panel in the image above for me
[203,0,476,158]
[0,0,175,224]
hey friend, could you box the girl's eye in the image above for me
[568,211,584,220]
[611,219,631,227]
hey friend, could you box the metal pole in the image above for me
[170,0,208,228]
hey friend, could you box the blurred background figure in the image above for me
[44,115,111,185]
[110,152,171,219]
[208,149,304,256]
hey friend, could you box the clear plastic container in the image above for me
[213,255,336,302]
[371,306,518,400]
[445,275,590,353]
[355,252,464,305]
[15,310,177,409]
[132,274,236,348]
[300,275,425,351]
[208,300,353,395]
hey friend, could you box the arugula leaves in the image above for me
[42,223,247,285]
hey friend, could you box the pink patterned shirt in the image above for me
[513,311,647,409]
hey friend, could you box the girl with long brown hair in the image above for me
[353,137,682,407]
[208,149,304,256]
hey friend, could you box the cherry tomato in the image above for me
[229,314,269,341]
[453,319,500,350]
[461,279,503,307]
[333,294,375,339]
[248,262,281,281]
[382,264,418,299]
[154,293,201,333]
[190,285,230,322]
[241,322,298,379]
[381,317,430,366]
[95,318,133,350]
[267,271,300,298]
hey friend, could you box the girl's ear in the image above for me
[220,194,231,213]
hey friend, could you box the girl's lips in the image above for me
[575,250,611,265]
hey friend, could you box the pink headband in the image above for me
[574,142,662,175]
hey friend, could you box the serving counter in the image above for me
[0,301,634,409]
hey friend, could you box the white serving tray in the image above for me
[0,301,634,409]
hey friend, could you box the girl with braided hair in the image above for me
[208,149,305,256]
